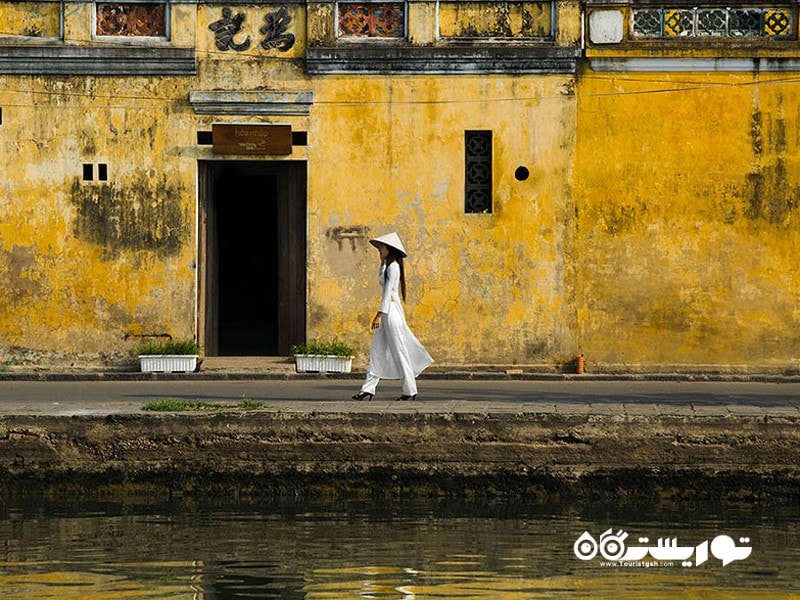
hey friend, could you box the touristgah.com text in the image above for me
[600,561,675,568]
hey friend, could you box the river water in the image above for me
[0,495,797,599]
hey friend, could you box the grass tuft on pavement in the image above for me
[142,398,265,412]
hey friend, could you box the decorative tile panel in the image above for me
[96,2,167,37]
[663,9,693,36]
[727,9,760,35]
[633,7,794,38]
[632,9,661,36]
[764,8,793,35]
[696,8,728,36]
[338,2,405,38]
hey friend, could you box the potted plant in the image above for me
[135,338,201,373]
[291,339,355,373]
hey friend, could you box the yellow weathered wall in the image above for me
[193,0,581,367]
[0,2,203,363]
[309,75,578,365]
[0,76,198,359]
[0,1,60,37]
[574,68,800,368]
[305,0,581,366]
[438,1,552,38]
[0,2,315,365]
[196,3,307,83]
[20,0,799,371]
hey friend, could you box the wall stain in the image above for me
[750,111,763,157]
[772,116,787,154]
[80,130,97,156]
[0,245,42,301]
[70,172,188,259]
[602,202,647,235]
[523,338,550,359]
[746,116,797,224]
[745,161,798,224]
[325,225,371,252]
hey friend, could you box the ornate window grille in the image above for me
[632,7,794,38]
[96,2,168,37]
[465,130,493,214]
[337,2,405,38]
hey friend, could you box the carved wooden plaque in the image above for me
[212,124,292,155]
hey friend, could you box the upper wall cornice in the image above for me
[0,46,196,75]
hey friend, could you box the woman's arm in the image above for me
[372,262,399,329]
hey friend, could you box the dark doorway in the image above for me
[199,161,306,356]
[217,168,277,354]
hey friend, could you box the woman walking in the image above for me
[352,232,433,401]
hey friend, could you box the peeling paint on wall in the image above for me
[438,1,552,38]
[0,245,42,301]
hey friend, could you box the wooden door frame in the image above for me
[197,161,218,356]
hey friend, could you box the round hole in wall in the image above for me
[515,166,530,181]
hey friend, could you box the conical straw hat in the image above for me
[369,232,407,257]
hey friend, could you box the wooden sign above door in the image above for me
[212,123,292,155]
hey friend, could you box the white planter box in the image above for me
[139,355,199,373]
[294,354,353,373]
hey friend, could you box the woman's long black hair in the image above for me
[386,247,407,302]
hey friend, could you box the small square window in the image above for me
[98,164,108,181]
[292,131,308,146]
[83,164,94,181]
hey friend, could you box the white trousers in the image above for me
[360,369,417,397]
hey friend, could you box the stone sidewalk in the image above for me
[0,367,798,500]
[0,373,799,417]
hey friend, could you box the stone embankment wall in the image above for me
[0,413,798,501]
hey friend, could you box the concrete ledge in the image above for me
[306,45,581,74]
[3,354,800,381]
[1,412,798,502]
[3,369,800,383]
[589,57,800,73]
[0,45,196,75]
[189,90,314,116]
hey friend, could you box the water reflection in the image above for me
[0,497,797,598]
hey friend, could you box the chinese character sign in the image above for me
[209,6,295,52]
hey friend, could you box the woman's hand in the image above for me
[371,313,383,330]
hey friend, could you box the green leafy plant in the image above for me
[135,338,201,356]
[290,339,355,357]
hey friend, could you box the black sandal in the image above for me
[352,391,374,401]
[397,394,417,401]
